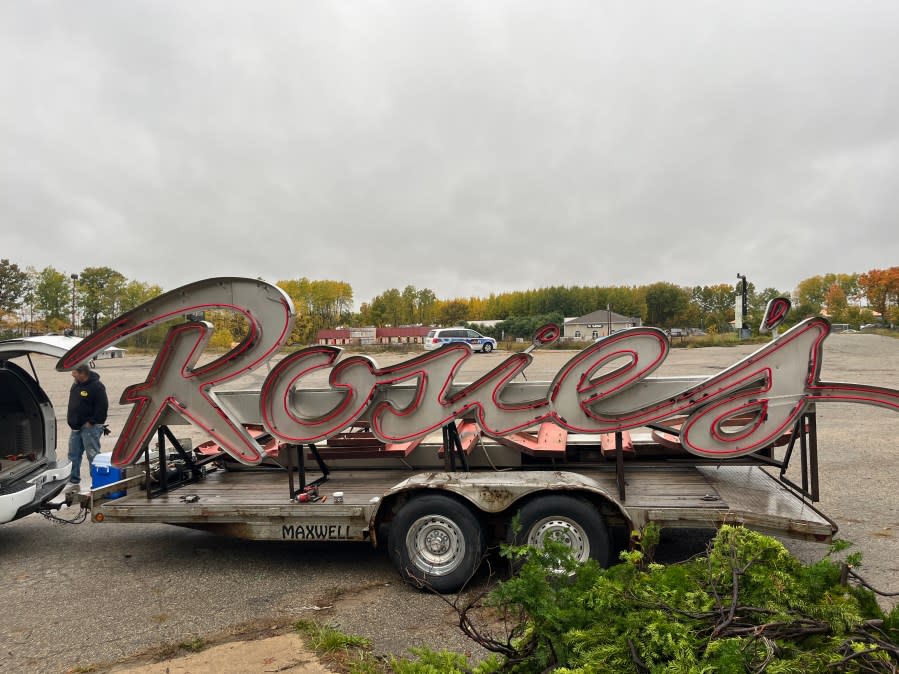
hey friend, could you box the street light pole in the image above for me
[70,273,79,334]
[736,273,748,339]
[94,280,105,331]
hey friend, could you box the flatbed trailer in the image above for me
[78,423,836,592]
[55,278,896,592]
[88,464,834,542]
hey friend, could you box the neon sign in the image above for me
[58,278,899,466]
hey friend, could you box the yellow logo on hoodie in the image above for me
[80,391,88,397]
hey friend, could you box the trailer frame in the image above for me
[75,413,837,591]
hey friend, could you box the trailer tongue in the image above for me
[57,279,893,592]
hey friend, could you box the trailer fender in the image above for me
[369,470,633,546]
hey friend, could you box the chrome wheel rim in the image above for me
[527,516,590,562]
[405,514,466,576]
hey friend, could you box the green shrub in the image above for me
[434,526,899,673]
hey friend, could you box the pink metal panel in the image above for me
[438,421,481,457]
[491,422,568,457]
[600,431,635,457]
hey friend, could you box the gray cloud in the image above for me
[3,1,898,304]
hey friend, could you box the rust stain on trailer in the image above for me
[477,487,516,508]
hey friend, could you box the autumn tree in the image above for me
[644,282,690,328]
[824,283,848,323]
[795,275,826,316]
[203,309,250,350]
[606,286,647,321]
[691,283,736,332]
[277,278,354,343]
[117,280,163,312]
[78,266,127,331]
[0,259,28,318]
[452,284,646,325]
[437,299,469,326]
[859,267,899,322]
[368,288,403,326]
[35,266,72,323]
[416,288,437,323]
[400,285,418,324]
[19,267,38,334]
[278,278,312,343]
[795,273,860,318]
[109,281,165,348]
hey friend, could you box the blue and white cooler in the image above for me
[90,452,126,499]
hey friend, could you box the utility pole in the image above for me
[70,273,79,334]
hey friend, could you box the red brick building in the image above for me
[316,326,432,346]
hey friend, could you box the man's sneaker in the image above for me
[64,482,80,494]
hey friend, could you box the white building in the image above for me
[563,309,642,340]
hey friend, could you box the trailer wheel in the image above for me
[388,494,485,593]
[481,342,494,353]
[512,495,611,567]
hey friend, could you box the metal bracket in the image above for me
[615,431,626,501]
[144,425,211,499]
[286,443,330,500]
[442,422,470,472]
[779,409,820,502]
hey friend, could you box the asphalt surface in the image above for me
[1,333,897,672]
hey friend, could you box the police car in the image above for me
[424,328,497,353]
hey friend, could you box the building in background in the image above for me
[317,326,433,346]
[563,309,641,340]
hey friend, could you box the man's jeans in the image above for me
[68,425,103,484]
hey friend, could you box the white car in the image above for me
[0,337,72,524]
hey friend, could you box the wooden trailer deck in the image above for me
[89,464,835,543]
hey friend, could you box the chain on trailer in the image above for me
[38,505,89,525]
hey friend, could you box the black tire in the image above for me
[388,494,486,593]
[511,495,611,567]
[481,342,494,353]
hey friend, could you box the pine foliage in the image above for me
[397,526,899,673]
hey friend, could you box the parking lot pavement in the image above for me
[1,334,896,672]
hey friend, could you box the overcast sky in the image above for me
[2,1,898,305]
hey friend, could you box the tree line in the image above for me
[0,260,162,341]
[2,258,896,345]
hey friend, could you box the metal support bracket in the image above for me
[442,422,470,472]
[615,430,626,501]
[779,408,820,502]
[286,443,330,500]
[144,425,211,499]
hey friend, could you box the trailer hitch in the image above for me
[39,501,89,525]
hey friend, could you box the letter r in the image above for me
[115,321,270,465]
[56,278,295,466]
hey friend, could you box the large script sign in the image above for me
[58,278,899,467]
[58,278,294,465]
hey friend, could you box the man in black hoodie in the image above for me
[65,364,109,492]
